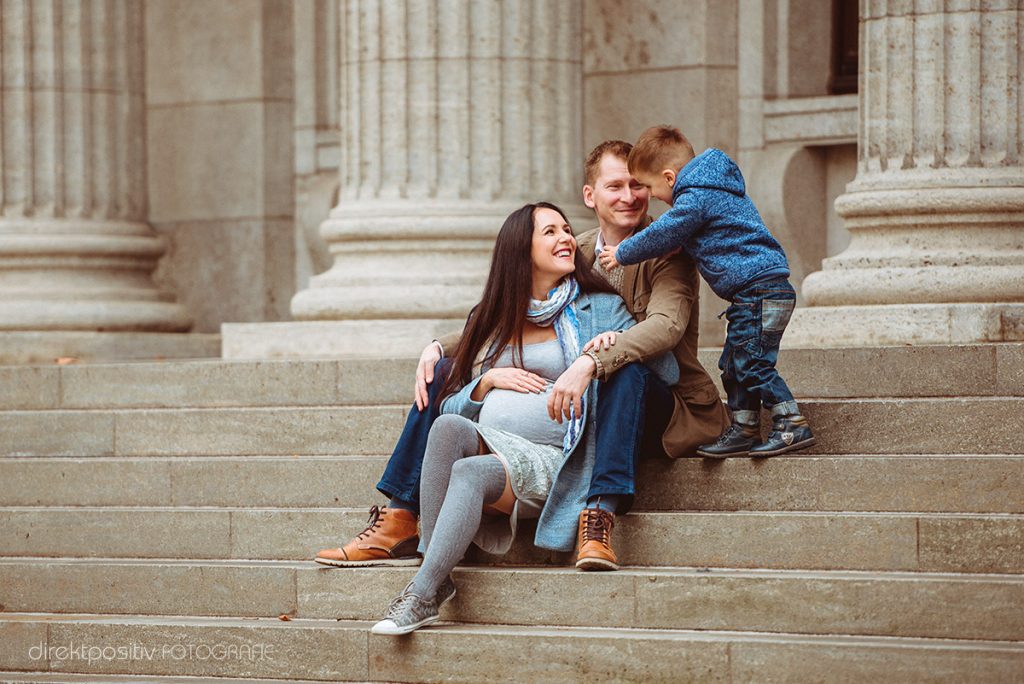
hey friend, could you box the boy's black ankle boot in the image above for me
[697,422,762,458]
[749,415,816,457]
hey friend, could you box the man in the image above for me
[315,140,728,571]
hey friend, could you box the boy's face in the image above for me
[634,169,675,205]
[582,154,650,234]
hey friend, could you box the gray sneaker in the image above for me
[371,583,440,636]
[436,575,457,609]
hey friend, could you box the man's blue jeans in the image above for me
[586,362,673,514]
[375,359,454,510]
[718,277,799,423]
[376,358,666,516]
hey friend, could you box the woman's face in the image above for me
[530,207,577,282]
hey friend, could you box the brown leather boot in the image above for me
[575,507,619,571]
[315,505,421,567]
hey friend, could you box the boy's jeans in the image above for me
[718,276,799,425]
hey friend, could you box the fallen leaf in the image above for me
[278,614,292,621]
[55,357,79,365]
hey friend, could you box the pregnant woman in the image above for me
[371,202,678,635]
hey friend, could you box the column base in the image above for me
[221,319,466,359]
[784,303,1024,348]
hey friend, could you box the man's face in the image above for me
[583,154,649,234]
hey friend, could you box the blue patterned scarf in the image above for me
[526,277,584,454]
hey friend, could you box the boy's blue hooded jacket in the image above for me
[615,148,790,301]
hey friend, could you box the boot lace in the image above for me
[384,591,420,620]
[716,423,746,445]
[582,510,612,544]
[355,505,385,542]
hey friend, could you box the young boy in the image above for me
[600,125,814,457]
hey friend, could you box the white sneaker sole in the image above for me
[370,614,440,636]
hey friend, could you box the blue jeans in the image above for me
[718,277,798,423]
[586,362,673,515]
[377,358,664,517]
[376,358,453,510]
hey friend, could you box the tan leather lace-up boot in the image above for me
[574,507,619,571]
[315,505,421,567]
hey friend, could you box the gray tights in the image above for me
[411,414,507,600]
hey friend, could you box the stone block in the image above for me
[583,0,734,73]
[997,344,1024,395]
[0,560,296,618]
[0,508,230,559]
[0,458,172,507]
[800,398,1023,454]
[145,0,264,105]
[59,360,341,409]
[584,68,709,152]
[369,624,731,683]
[44,618,367,680]
[0,411,115,457]
[230,509,367,561]
[0,618,49,671]
[169,456,382,508]
[0,365,60,409]
[730,638,1024,683]
[155,220,290,333]
[615,512,920,571]
[918,516,1024,574]
[221,320,465,360]
[635,570,1024,640]
[112,406,406,456]
[148,105,267,222]
[0,332,220,366]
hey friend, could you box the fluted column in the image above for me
[0,0,189,331]
[290,0,586,321]
[789,1,1024,346]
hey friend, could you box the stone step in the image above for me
[1,559,1021,641]
[0,675,344,684]
[0,396,1020,457]
[2,454,1021,514]
[2,507,1020,574]
[1,613,1021,683]
[3,343,1021,411]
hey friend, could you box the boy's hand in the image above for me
[583,331,617,352]
[598,248,620,270]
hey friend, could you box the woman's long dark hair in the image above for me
[439,201,616,404]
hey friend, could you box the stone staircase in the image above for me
[1,346,1022,683]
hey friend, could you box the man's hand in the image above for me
[547,356,596,424]
[583,331,617,352]
[414,341,443,411]
[598,248,621,270]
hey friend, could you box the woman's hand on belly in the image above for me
[471,367,549,401]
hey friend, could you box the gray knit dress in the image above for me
[471,338,570,553]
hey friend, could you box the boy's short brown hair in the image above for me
[584,140,633,186]
[627,125,696,176]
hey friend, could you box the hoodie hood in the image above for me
[674,148,746,198]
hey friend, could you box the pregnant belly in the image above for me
[477,388,568,448]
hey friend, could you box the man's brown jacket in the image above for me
[575,228,729,457]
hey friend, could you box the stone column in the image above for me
[0,0,189,332]
[290,0,587,324]
[788,0,1024,346]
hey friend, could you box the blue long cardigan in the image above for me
[440,292,679,552]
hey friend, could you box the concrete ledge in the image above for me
[0,614,1020,682]
[1,560,1021,641]
[221,319,464,359]
[2,507,1021,573]
[0,332,220,366]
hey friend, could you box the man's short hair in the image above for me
[584,140,633,186]
[627,125,696,176]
